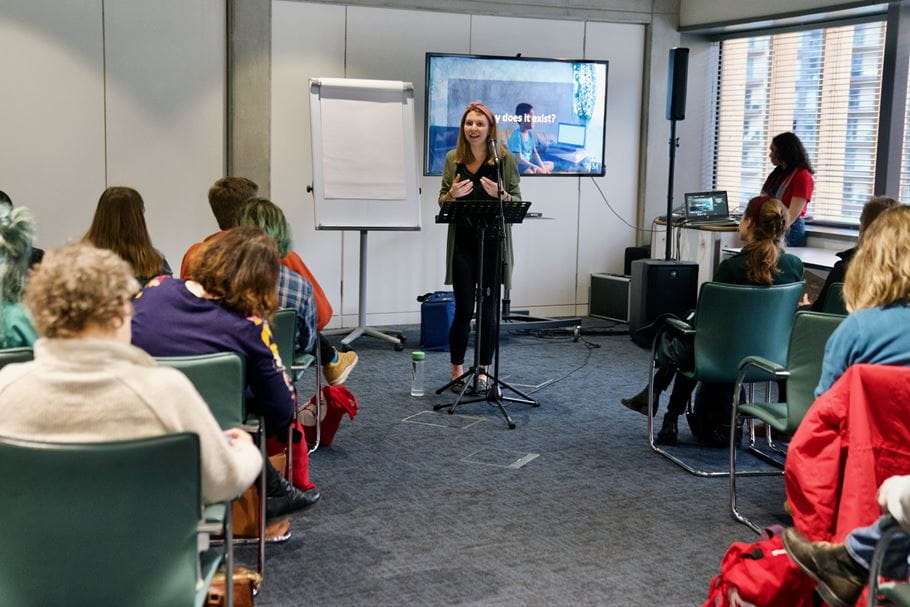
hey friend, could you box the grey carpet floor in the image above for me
[241,320,790,606]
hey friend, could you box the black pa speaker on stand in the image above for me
[629,48,695,348]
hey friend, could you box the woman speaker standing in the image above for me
[438,102,521,393]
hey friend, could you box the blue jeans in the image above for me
[786,216,807,247]
[845,516,910,579]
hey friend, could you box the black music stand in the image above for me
[434,198,538,429]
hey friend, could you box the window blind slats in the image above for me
[713,21,886,224]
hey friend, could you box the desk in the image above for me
[722,246,839,272]
[652,220,742,289]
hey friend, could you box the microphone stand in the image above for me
[485,140,538,428]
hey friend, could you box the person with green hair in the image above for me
[0,205,38,348]
[238,198,357,386]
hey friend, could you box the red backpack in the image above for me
[298,385,359,448]
[703,535,816,607]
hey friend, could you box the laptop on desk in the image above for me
[683,191,739,227]
[547,123,587,153]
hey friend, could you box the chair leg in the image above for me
[257,422,266,580]
[647,333,741,477]
[225,504,234,607]
[310,341,322,455]
[285,425,294,484]
[729,378,762,533]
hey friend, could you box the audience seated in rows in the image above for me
[130,227,319,520]
[237,197,358,384]
[0,243,261,504]
[622,197,804,445]
[83,186,173,285]
[182,176,355,384]
[0,205,38,348]
[811,195,899,313]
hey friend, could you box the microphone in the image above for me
[489,139,501,164]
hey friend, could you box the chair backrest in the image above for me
[782,311,844,432]
[0,347,33,368]
[821,282,848,315]
[693,281,804,382]
[272,308,297,375]
[0,433,202,607]
[156,352,246,429]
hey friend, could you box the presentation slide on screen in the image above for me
[425,54,608,176]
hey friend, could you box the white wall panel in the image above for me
[343,5,470,323]
[578,21,645,311]
[0,1,106,249]
[103,0,224,268]
[272,1,346,325]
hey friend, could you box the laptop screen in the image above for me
[684,191,729,220]
[557,123,586,147]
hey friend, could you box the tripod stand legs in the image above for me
[434,367,537,430]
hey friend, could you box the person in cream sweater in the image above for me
[0,243,261,504]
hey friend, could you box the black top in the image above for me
[453,162,501,246]
[713,250,804,285]
[810,247,853,312]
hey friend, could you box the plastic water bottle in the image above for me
[410,351,426,396]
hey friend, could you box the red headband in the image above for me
[464,102,495,125]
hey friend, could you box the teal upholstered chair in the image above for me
[730,311,844,532]
[273,308,323,454]
[0,346,33,367]
[0,433,220,607]
[157,352,260,591]
[647,281,804,476]
[821,282,848,316]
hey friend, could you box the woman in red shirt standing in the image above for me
[761,131,815,247]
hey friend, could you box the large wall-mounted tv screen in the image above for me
[424,53,608,177]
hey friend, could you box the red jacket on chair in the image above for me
[785,364,910,543]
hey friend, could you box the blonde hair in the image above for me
[844,205,910,311]
[24,243,139,338]
[742,197,787,286]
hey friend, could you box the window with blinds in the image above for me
[714,21,886,225]
[900,61,910,203]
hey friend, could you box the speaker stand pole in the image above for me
[666,118,678,261]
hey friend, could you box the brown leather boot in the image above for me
[782,527,866,607]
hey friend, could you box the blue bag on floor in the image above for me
[418,291,455,351]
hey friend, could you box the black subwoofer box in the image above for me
[629,259,698,348]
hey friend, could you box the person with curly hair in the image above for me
[761,131,815,247]
[131,227,319,519]
[0,204,38,348]
[0,243,261,504]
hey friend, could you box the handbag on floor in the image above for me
[232,453,290,538]
[298,385,359,447]
[206,567,261,607]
